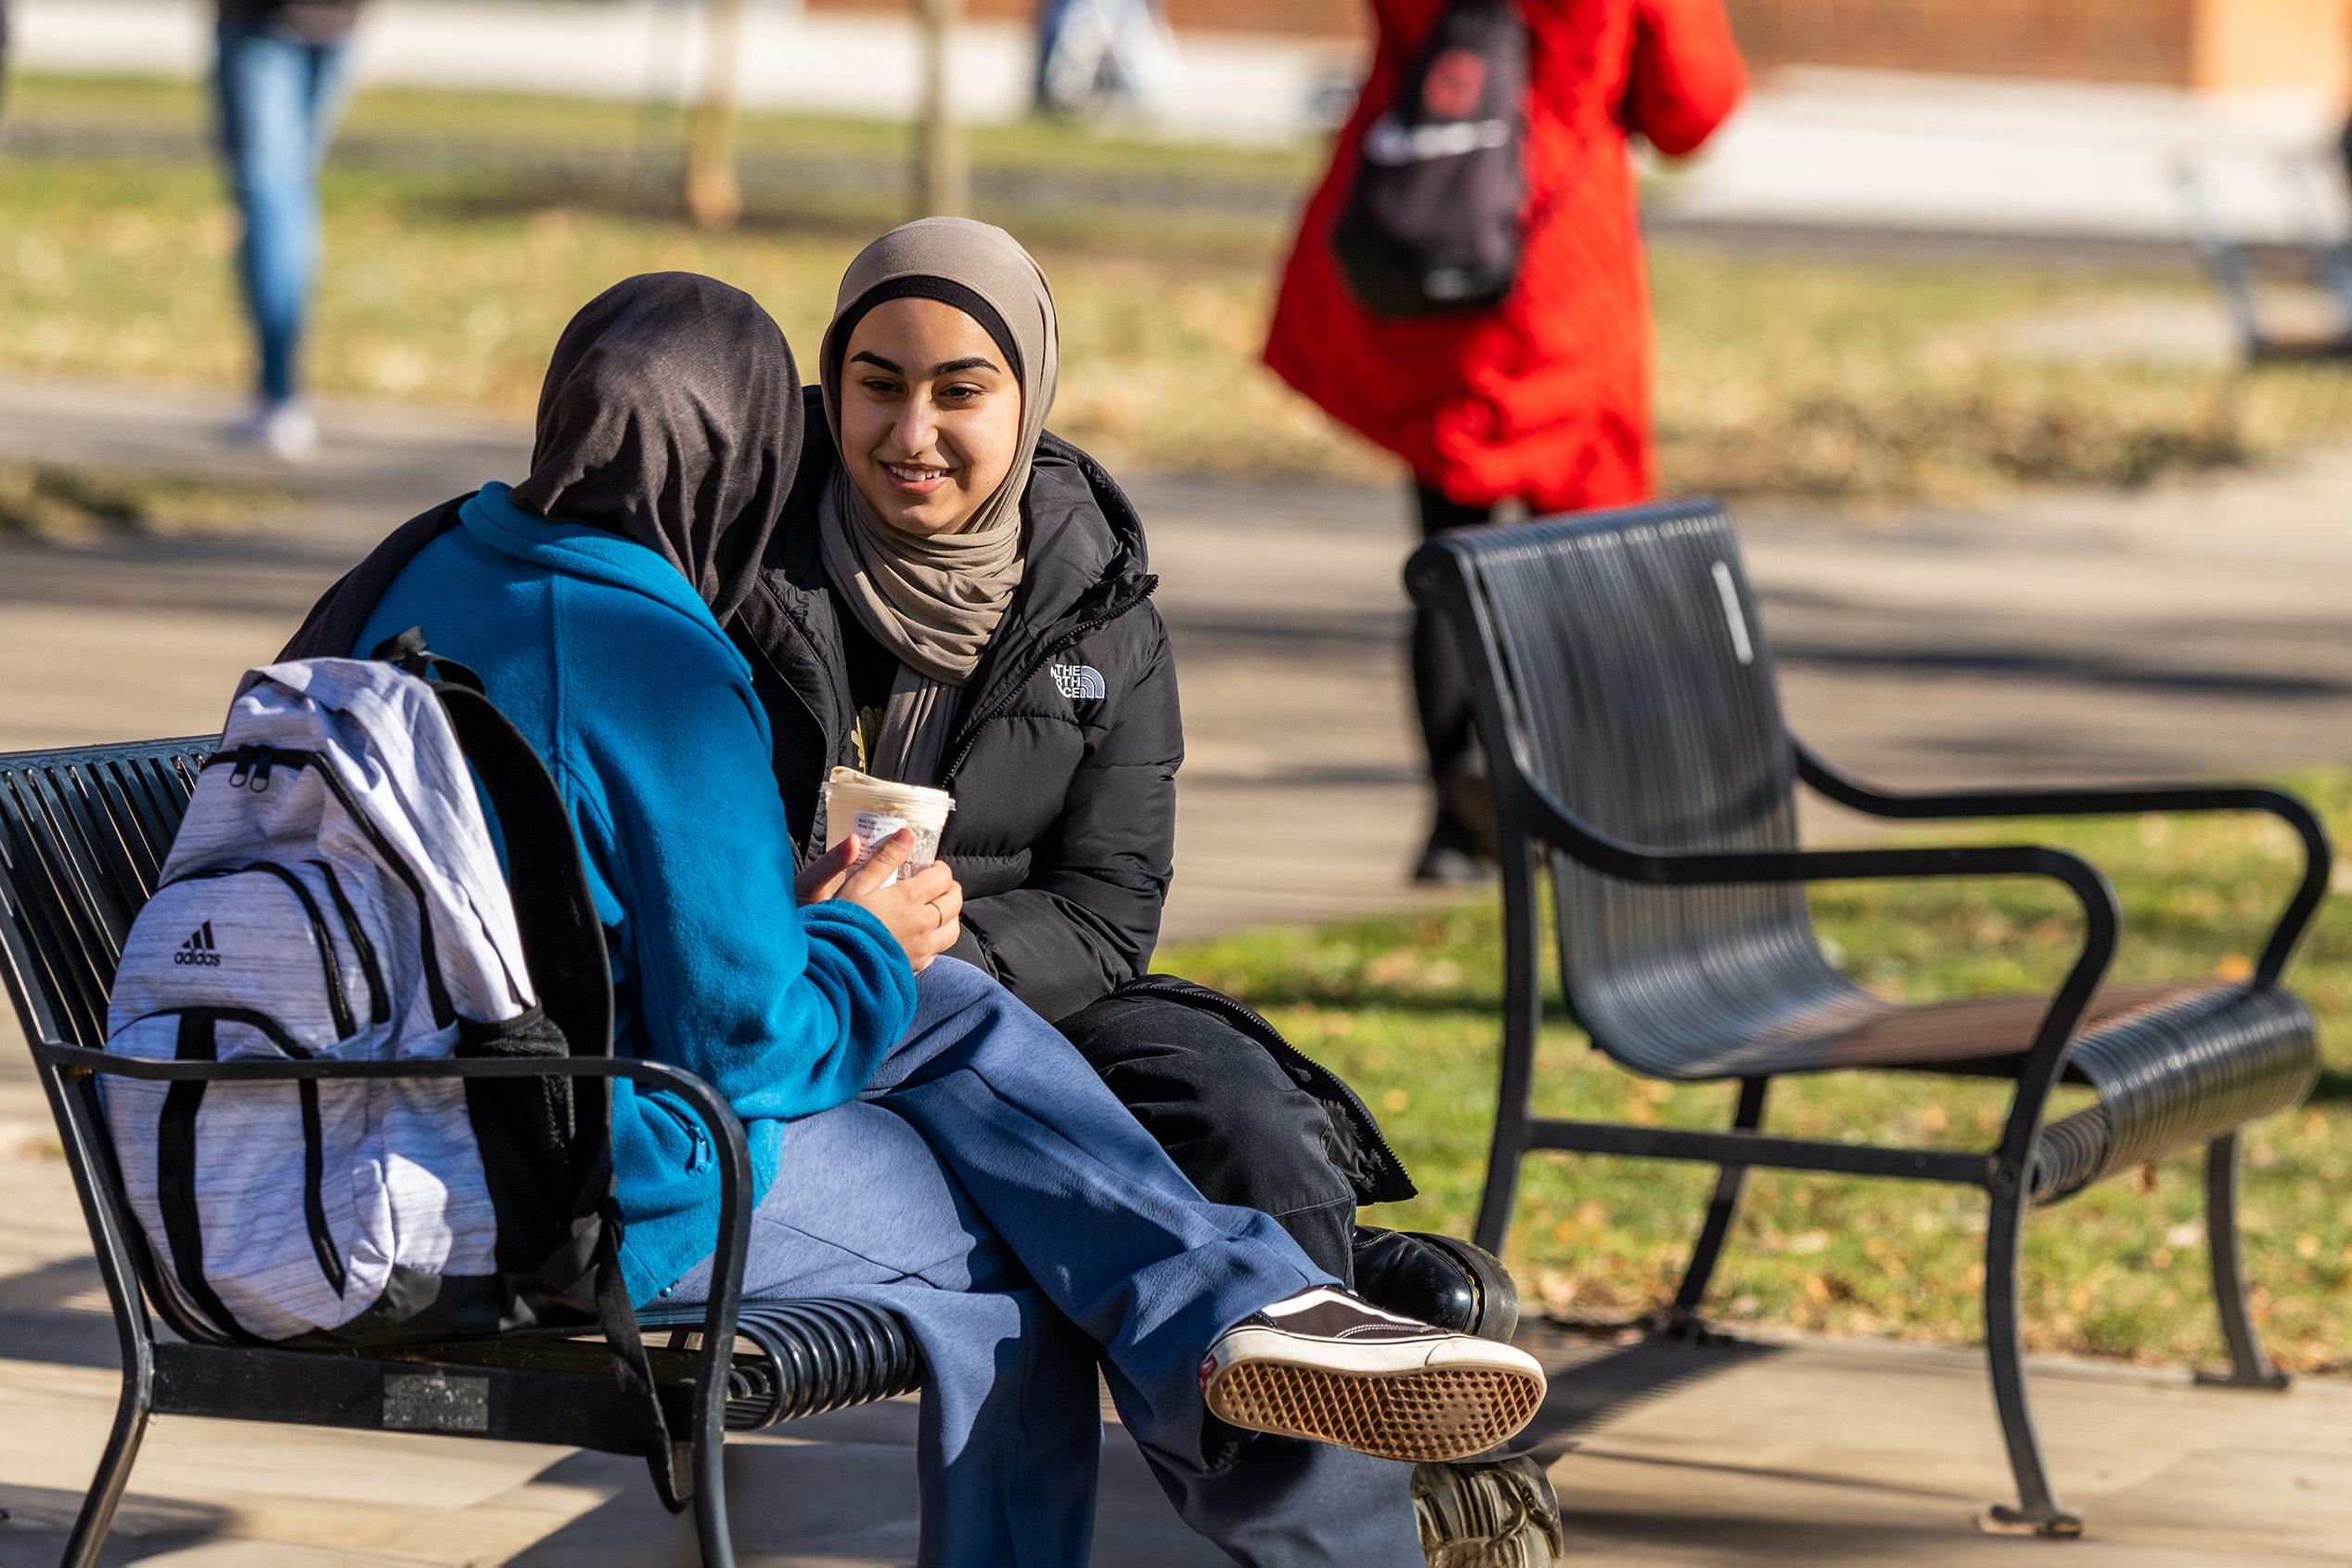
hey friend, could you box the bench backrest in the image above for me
[0,739,215,1047]
[1407,501,1844,1061]
[0,737,220,1340]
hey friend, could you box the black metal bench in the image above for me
[2178,153,2352,364]
[0,737,923,1568]
[1406,500,2329,1537]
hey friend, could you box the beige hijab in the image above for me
[817,217,1060,785]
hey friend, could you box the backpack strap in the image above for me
[370,630,612,1065]
[371,630,681,1507]
[279,496,469,662]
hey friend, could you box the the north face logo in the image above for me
[173,921,222,968]
[1050,664,1106,700]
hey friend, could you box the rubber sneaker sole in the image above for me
[1202,1353,1546,1463]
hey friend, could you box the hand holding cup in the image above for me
[816,828,964,970]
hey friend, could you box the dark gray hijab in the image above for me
[282,272,803,659]
[511,272,802,625]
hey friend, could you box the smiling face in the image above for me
[837,297,1023,538]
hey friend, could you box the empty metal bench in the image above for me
[1407,500,2329,1537]
[2178,153,2352,364]
[0,737,922,1568]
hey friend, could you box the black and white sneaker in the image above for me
[1199,1287,1547,1463]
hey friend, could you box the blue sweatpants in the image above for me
[663,958,1420,1566]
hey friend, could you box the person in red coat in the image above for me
[1266,0,1745,881]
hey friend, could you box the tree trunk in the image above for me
[685,0,749,230]
[914,0,970,216]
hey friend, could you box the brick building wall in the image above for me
[1729,0,2201,86]
[810,0,2349,92]
[1724,0,2349,92]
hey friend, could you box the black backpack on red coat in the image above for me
[1330,0,1528,318]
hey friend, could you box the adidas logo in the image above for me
[173,921,222,968]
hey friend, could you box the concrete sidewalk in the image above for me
[13,0,1359,145]
[1655,67,2349,247]
[3,373,2351,1562]
[21,2,2352,245]
[6,373,2350,939]
[0,1058,2346,1566]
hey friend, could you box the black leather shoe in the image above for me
[1353,1227,1520,1343]
[1412,838,1497,886]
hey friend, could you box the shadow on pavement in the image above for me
[0,1255,122,1373]
[0,1485,229,1566]
[503,1393,1236,1566]
[1519,1327,1780,1454]
[502,1401,930,1567]
[1564,1497,1993,1562]
[0,533,354,623]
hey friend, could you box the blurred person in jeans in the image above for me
[213,0,365,461]
[1031,0,1168,115]
[1264,0,1745,884]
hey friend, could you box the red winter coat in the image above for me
[1265,0,1744,510]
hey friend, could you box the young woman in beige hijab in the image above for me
[732,219,1563,1564]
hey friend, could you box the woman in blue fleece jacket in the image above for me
[354,476,919,1298]
[288,273,1542,1565]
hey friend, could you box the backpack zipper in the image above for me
[206,745,456,1029]
[140,1004,347,1300]
[938,585,1154,788]
[163,862,356,1041]
[294,1070,346,1298]
[309,859,389,1026]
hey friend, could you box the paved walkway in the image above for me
[0,1057,2346,1567]
[6,374,2350,940]
[3,375,2351,1562]
[14,0,1360,145]
[21,4,2352,244]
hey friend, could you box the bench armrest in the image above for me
[1519,773,2115,911]
[31,1044,752,1423]
[1794,740,2331,984]
[1516,777,2119,1149]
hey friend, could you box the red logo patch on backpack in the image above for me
[1423,48,1487,120]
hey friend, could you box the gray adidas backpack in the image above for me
[103,635,636,1351]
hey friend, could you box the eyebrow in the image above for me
[849,350,1002,378]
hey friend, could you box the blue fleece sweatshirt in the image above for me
[356,482,918,1303]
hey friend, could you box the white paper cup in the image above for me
[822,766,956,885]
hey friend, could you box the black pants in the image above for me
[1412,481,1503,855]
[1058,986,1364,1285]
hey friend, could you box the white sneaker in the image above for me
[227,401,319,464]
[1200,1287,1547,1463]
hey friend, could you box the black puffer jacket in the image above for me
[730,393,1176,1023]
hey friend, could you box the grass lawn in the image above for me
[8,75,2352,500]
[1162,772,2352,1373]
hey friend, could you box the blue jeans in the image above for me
[212,20,353,403]
[663,959,1420,1567]
[1033,0,1160,107]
